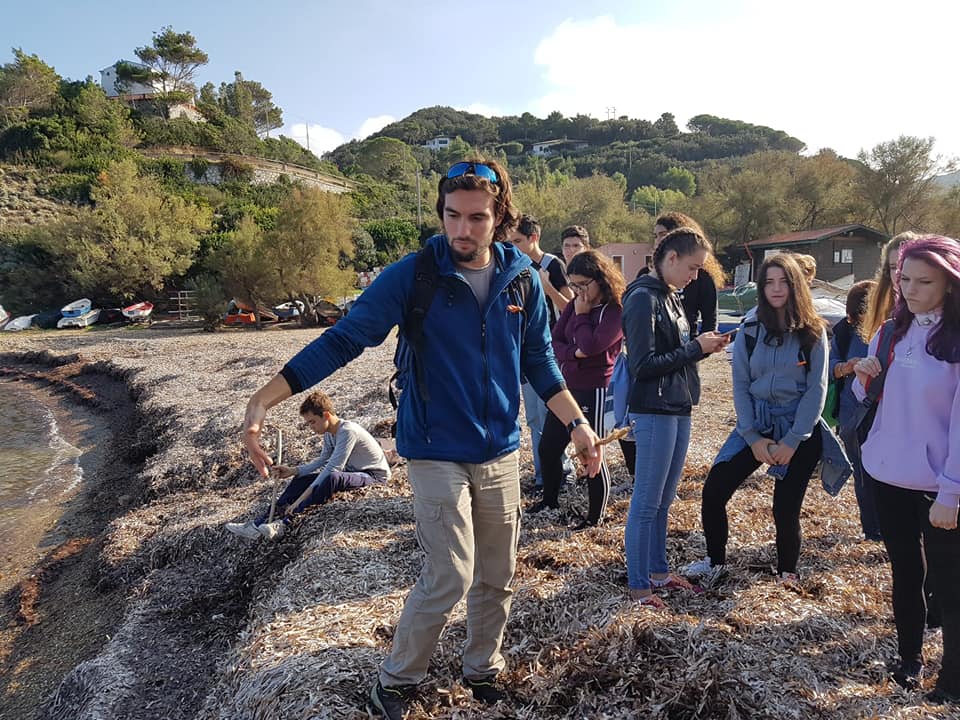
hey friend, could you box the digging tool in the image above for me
[267,428,283,523]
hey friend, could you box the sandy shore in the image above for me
[0,323,947,719]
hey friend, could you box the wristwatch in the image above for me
[567,417,589,433]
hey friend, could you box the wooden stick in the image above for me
[576,426,630,461]
[267,428,283,524]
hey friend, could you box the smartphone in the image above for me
[721,327,739,338]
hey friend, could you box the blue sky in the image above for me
[5,0,960,162]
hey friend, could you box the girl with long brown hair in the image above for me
[686,253,835,584]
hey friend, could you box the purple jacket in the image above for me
[551,301,623,390]
[853,314,960,509]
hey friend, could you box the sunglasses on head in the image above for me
[446,161,499,184]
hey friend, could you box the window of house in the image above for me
[841,249,853,263]
[612,255,624,273]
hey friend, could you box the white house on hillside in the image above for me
[422,136,452,150]
[99,60,163,98]
[99,60,205,122]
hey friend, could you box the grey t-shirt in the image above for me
[296,420,391,483]
[459,260,496,308]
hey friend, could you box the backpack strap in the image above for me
[743,318,812,374]
[864,319,897,403]
[403,247,442,403]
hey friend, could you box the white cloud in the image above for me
[284,114,397,155]
[531,5,960,158]
[286,123,345,155]
[354,114,396,140]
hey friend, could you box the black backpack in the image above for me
[388,246,533,437]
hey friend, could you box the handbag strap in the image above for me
[863,319,897,403]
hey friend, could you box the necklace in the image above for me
[904,311,940,357]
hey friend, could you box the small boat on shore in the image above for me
[61,298,92,318]
[4,314,37,331]
[272,301,304,321]
[122,301,154,322]
[57,308,101,328]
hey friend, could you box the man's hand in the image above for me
[930,501,958,530]
[272,465,297,479]
[243,397,274,477]
[571,423,603,477]
[750,439,775,465]
[242,375,293,477]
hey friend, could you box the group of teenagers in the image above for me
[236,157,959,717]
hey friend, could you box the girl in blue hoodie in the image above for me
[686,253,829,585]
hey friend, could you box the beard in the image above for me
[448,236,483,264]
[451,246,480,263]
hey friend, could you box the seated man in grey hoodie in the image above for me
[226,390,391,540]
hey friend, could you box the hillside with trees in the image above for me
[2,32,959,323]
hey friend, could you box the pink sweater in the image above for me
[853,313,960,509]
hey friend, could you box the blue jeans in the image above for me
[624,413,691,590]
[839,424,882,540]
[255,470,383,525]
[521,382,572,485]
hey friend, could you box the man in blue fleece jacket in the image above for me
[241,158,601,718]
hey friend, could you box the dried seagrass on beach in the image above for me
[0,325,946,720]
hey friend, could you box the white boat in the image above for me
[61,298,92,318]
[57,308,101,328]
[122,301,154,321]
[4,314,36,331]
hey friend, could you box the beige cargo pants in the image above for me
[380,451,521,686]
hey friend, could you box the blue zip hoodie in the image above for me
[281,235,566,464]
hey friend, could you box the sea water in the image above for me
[0,380,83,537]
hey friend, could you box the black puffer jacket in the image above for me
[622,275,705,416]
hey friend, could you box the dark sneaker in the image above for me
[570,518,599,531]
[526,500,559,514]
[463,675,507,705]
[891,660,924,690]
[926,687,960,705]
[367,680,414,719]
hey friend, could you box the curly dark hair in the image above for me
[299,390,336,416]
[567,249,626,305]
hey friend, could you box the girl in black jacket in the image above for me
[622,228,729,608]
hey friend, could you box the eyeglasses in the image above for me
[446,161,499,184]
[568,278,595,292]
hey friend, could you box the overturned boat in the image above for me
[57,308,101,328]
[122,301,154,322]
[61,298,92,318]
[4,314,36,331]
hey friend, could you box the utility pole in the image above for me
[416,169,422,227]
[305,123,311,152]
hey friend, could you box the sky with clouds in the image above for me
[5,0,959,161]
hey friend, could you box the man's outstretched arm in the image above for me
[243,374,293,477]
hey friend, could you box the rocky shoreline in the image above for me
[0,325,941,719]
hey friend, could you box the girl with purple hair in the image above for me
[853,235,960,705]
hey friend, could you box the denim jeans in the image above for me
[521,382,572,485]
[624,413,691,591]
[255,469,383,525]
[839,424,881,540]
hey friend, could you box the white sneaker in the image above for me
[684,556,722,580]
[225,521,261,540]
[257,520,286,541]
